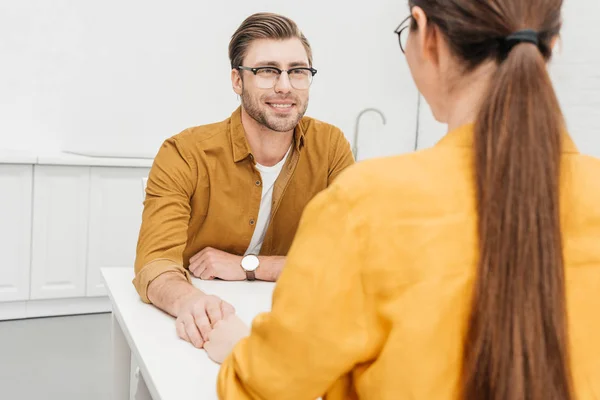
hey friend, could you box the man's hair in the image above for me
[228,12,312,69]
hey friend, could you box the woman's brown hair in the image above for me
[408,0,573,398]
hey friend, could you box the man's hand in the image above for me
[189,247,246,281]
[174,290,235,349]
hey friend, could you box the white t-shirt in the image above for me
[244,146,292,256]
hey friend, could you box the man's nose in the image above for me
[274,71,292,94]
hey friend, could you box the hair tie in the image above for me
[501,29,539,57]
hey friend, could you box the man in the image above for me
[133,12,354,349]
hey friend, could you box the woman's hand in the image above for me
[204,315,250,364]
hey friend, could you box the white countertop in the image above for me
[0,150,153,167]
[0,149,38,164]
[102,267,275,400]
[36,151,154,167]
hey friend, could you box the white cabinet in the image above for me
[30,166,90,299]
[0,165,33,302]
[0,154,152,320]
[86,167,149,296]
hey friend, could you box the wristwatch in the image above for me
[241,254,260,281]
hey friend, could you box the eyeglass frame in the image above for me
[236,66,318,90]
[394,16,413,54]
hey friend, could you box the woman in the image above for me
[204,0,600,398]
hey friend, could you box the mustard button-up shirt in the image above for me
[217,124,600,399]
[133,107,354,302]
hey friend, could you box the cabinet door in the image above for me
[86,167,150,297]
[0,165,33,302]
[30,166,90,299]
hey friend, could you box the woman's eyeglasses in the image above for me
[394,16,413,54]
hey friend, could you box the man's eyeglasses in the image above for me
[394,16,413,54]
[237,66,318,90]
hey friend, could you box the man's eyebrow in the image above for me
[253,60,310,68]
[288,61,310,68]
[253,61,281,67]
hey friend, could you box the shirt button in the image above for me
[249,219,255,225]
[255,180,261,186]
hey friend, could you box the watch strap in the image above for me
[246,270,256,281]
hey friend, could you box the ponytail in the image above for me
[461,42,574,400]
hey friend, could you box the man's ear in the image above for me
[231,69,243,95]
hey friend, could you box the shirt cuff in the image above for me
[132,259,191,304]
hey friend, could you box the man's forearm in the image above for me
[147,271,203,317]
[255,256,286,281]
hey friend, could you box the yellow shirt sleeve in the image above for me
[217,183,372,400]
[133,136,196,303]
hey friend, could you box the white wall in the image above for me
[0,0,418,160]
[2,1,599,158]
[550,0,600,157]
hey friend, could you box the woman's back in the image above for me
[215,123,600,399]
[326,123,600,398]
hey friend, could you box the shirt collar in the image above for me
[230,106,306,163]
[436,123,579,154]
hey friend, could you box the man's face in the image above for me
[233,38,311,133]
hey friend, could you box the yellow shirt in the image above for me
[217,124,600,399]
[133,107,354,303]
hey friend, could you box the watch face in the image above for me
[242,255,260,271]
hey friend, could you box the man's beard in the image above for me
[241,88,308,132]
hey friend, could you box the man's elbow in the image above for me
[133,259,190,303]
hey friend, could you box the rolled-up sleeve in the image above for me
[133,136,197,303]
